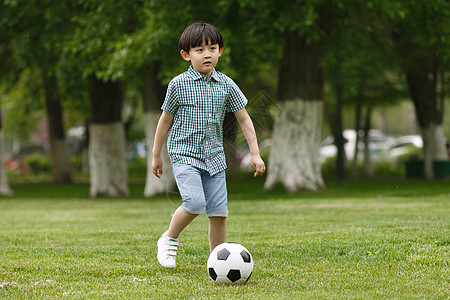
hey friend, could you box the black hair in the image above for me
[178,22,224,52]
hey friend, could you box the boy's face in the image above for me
[180,40,223,77]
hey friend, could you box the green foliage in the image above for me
[127,158,147,178]
[22,154,52,175]
[0,69,45,142]
[374,0,450,68]
[373,160,404,177]
[1,0,92,140]
[1,0,450,186]
[69,155,83,173]
[397,146,422,163]
[321,156,349,180]
[321,155,408,180]
[66,0,146,80]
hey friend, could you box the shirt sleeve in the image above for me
[226,79,248,112]
[161,78,178,115]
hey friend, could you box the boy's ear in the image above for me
[219,47,223,56]
[180,50,190,62]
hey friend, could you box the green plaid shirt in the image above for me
[162,66,247,175]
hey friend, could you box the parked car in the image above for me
[319,129,394,163]
[239,139,272,171]
[388,135,423,158]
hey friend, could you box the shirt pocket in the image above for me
[176,94,201,128]
[177,86,198,107]
[177,95,198,119]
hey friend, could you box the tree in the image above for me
[106,0,234,196]
[322,8,407,179]
[65,0,151,196]
[0,108,12,195]
[1,0,73,183]
[141,63,174,197]
[0,2,16,193]
[88,76,128,196]
[376,0,450,179]
[101,0,189,196]
[216,1,279,175]
[265,30,325,192]
[235,0,346,192]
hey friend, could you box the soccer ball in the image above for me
[207,243,253,284]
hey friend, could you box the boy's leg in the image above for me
[158,163,206,269]
[166,163,206,239]
[167,206,198,238]
[158,207,198,269]
[208,216,227,252]
[203,170,228,252]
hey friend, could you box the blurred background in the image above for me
[0,0,449,196]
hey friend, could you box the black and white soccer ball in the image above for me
[207,242,253,284]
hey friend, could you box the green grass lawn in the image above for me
[0,179,448,299]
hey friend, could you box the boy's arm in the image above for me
[234,108,266,177]
[152,111,174,178]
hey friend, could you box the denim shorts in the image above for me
[171,162,228,217]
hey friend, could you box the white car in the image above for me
[319,129,393,163]
[388,135,423,158]
[239,139,272,171]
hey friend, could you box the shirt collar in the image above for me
[187,66,221,82]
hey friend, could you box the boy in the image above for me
[152,22,265,269]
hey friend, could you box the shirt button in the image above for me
[209,113,212,117]
[205,141,208,145]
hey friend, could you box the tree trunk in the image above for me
[43,74,72,183]
[89,123,128,197]
[265,100,324,192]
[223,112,238,174]
[351,75,365,178]
[144,111,173,197]
[363,104,373,179]
[406,68,446,179]
[333,48,345,185]
[0,110,12,195]
[421,124,448,178]
[393,28,447,179]
[141,64,174,197]
[89,76,129,197]
[0,131,12,195]
[265,32,324,192]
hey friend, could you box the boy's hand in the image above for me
[152,156,163,178]
[251,154,265,178]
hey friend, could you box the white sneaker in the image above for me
[157,231,179,269]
